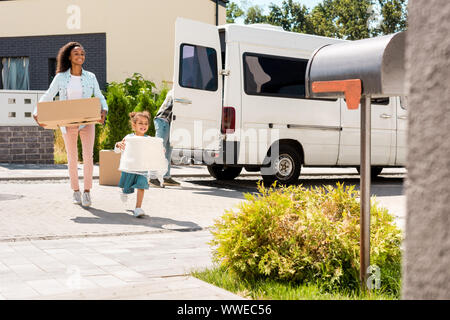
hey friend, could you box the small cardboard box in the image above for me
[37,97,101,129]
[99,150,122,186]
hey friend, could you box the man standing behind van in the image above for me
[150,89,180,187]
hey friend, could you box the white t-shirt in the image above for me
[67,75,82,100]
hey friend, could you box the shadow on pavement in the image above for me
[72,206,202,232]
[185,175,405,197]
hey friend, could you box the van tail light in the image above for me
[221,107,235,134]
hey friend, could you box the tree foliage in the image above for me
[244,5,267,24]
[226,1,245,23]
[226,0,408,40]
[267,0,314,34]
[377,0,408,35]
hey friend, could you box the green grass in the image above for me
[192,266,398,300]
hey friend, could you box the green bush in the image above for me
[101,83,132,150]
[102,73,169,145]
[131,76,169,137]
[210,183,403,296]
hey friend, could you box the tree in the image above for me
[309,0,341,38]
[377,0,408,34]
[226,1,244,23]
[310,0,374,40]
[244,5,267,24]
[227,0,408,39]
[267,0,314,33]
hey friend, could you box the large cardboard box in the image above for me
[99,150,122,186]
[37,97,101,129]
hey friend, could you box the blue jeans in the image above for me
[154,117,172,178]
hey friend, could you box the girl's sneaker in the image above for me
[73,191,82,205]
[120,192,128,203]
[133,208,145,218]
[81,192,92,207]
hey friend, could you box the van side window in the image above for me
[243,53,308,98]
[179,44,218,91]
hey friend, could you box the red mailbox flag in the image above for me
[312,79,362,110]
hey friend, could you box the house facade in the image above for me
[0,0,227,90]
[0,0,227,164]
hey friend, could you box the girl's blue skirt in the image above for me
[118,172,149,194]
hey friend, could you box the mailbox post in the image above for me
[360,95,371,289]
[306,32,405,290]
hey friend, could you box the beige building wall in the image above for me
[0,0,226,88]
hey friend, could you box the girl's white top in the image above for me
[67,75,83,100]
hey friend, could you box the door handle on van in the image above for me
[380,113,392,119]
[174,98,192,105]
[398,115,407,120]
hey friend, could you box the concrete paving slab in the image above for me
[0,231,244,300]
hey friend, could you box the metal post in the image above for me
[360,95,371,290]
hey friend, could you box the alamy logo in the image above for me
[366,265,381,290]
[66,265,81,290]
[67,5,81,30]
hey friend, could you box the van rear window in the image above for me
[243,53,308,99]
[179,44,218,91]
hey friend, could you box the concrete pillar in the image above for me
[402,0,450,299]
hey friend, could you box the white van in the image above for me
[169,18,407,185]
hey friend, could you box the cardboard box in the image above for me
[99,150,122,186]
[37,97,101,129]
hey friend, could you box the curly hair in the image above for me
[56,41,84,74]
[129,111,151,125]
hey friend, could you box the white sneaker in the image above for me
[133,208,145,218]
[81,192,91,207]
[120,192,128,203]
[73,191,82,205]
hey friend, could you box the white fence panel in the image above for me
[0,90,45,126]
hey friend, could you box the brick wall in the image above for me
[0,33,107,90]
[0,126,54,164]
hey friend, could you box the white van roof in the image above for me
[219,23,346,53]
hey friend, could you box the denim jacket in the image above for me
[34,68,108,134]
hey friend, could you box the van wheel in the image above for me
[356,166,383,179]
[261,144,302,186]
[207,165,243,180]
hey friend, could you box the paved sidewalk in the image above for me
[0,231,244,300]
[0,179,244,242]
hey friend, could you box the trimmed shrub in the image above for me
[101,83,132,150]
[210,183,403,295]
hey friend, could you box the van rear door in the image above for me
[170,18,222,152]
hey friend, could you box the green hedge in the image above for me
[101,73,168,150]
[210,183,403,296]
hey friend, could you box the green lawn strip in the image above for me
[192,266,398,300]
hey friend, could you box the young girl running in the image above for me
[114,111,151,218]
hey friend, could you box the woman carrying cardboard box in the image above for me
[33,41,108,207]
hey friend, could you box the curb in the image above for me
[0,172,365,181]
[0,226,210,243]
[0,173,262,181]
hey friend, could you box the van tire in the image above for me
[356,166,383,179]
[207,165,243,180]
[261,144,302,186]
